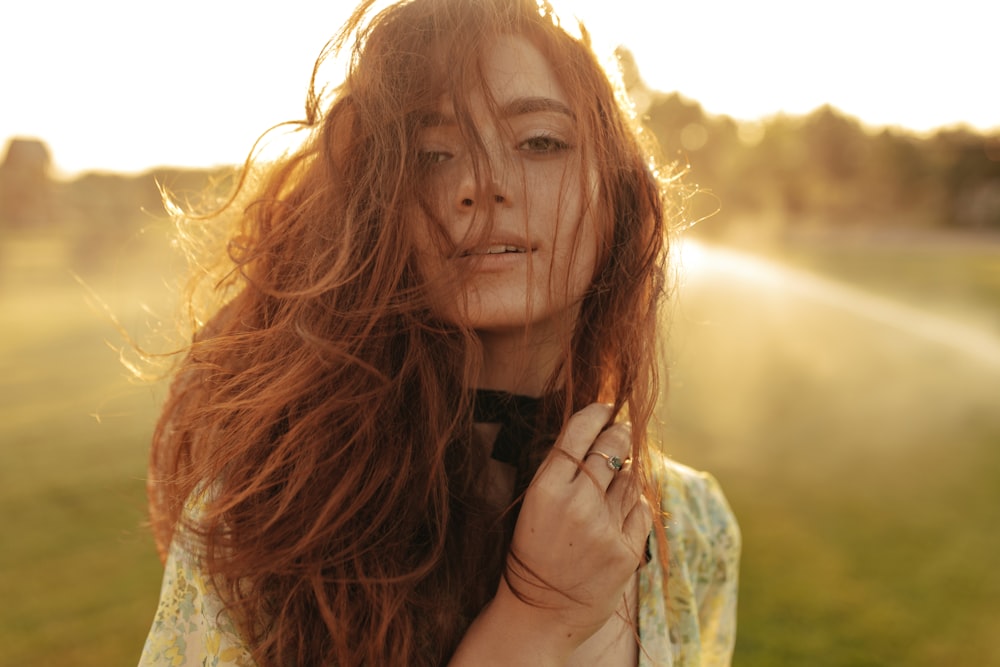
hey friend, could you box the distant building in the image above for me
[0,137,54,227]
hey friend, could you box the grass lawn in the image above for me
[662,230,1000,666]
[1,235,170,667]
[765,227,1000,326]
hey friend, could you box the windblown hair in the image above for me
[149,0,670,664]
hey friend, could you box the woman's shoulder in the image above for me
[649,451,741,555]
[138,487,257,666]
[638,452,740,665]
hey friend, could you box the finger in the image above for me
[622,494,654,557]
[606,461,642,516]
[543,403,614,479]
[581,421,631,490]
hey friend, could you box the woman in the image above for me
[139,0,739,664]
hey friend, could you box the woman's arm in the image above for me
[137,527,255,666]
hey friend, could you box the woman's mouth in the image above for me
[460,245,529,257]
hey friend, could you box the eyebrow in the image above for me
[502,96,574,119]
[420,96,574,127]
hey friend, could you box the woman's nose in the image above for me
[454,158,511,211]
[458,192,506,208]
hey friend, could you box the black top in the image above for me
[472,389,544,465]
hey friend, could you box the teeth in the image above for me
[458,245,528,257]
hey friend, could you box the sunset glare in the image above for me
[3,0,997,175]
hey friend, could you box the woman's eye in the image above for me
[518,135,571,154]
[418,150,453,166]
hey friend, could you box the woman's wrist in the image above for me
[448,580,579,666]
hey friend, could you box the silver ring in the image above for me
[587,450,626,471]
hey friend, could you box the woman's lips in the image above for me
[459,244,529,257]
[453,243,537,272]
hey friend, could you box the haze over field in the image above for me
[3,229,999,665]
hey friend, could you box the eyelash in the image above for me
[418,134,571,166]
[418,150,453,166]
[518,134,572,154]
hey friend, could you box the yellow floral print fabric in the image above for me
[138,454,739,666]
[638,456,741,666]
[137,511,256,667]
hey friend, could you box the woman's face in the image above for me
[415,34,601,338]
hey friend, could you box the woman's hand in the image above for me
[450,403,652,665]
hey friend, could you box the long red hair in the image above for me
[149,0,670,664]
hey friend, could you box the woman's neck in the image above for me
[475,327,564,396]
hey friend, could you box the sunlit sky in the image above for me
[3,0,996,176]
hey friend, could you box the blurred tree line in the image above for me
[617,50,1000,237]
[1,53,998,263]
[0,137,227,270]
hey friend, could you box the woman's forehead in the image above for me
[478,34,568,105]
[424,34,570,118]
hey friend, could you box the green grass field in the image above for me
[1,234,170,666]
[2,228,998,666]
[662,231,1000,666]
